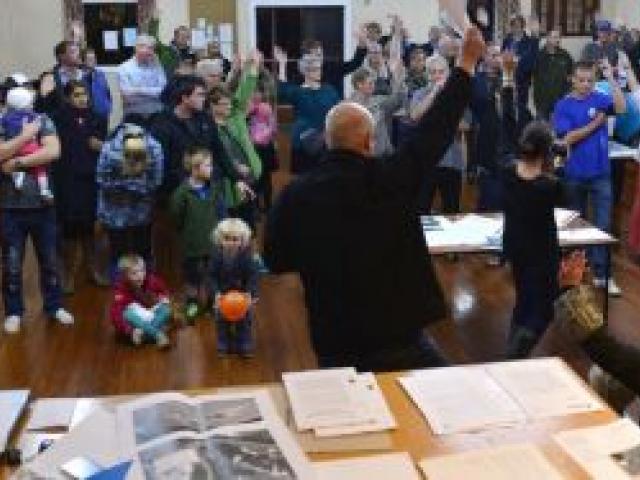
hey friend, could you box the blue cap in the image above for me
[595,20,612,32]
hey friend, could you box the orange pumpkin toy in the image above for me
[218,290,251,322]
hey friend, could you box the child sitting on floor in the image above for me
[110,254,172,348]
[210,218,259,357]
[1,85,53,200]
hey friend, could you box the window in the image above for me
[534,0,600,36]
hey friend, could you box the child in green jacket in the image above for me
[170,147,226,322]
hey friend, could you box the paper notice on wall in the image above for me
[123,28,137,48]
[219,23,234,43]
[103,31,119,51]
[191,29,207,50]
[438,0,471,37]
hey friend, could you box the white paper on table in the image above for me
[103,31,119,51]
[283,368,376,431]
[0,390,29,452]
[398,366,526,435]
[486,358,604,419]
[116,389,315,480]
[313,373,396,437]
[558,227,614,244]
[27,398,78,430]
[438,0,471,36]
[219,23,234,43]
[191,29,207,50]
[423,214,503,249]
[315,452,421,480]
[554,419,640,479]
[419,443,564,480]
[21,407,122,479]
[554,208,580,229]
[122,27,137,48]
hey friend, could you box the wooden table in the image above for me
[1,360,619,479]
[422,213,618,320]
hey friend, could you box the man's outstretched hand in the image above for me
[459,26,486,75]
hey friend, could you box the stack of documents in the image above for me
[422,214,503,249]
[315,452,421,480]
[419,443,564,480]
[282,368,396,437]
[398,358,604,435]
[554,208,580,229]
[554,419,640,479]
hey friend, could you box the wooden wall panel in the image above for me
[190,0,236,25]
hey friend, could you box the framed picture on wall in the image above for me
[82,0,139,65]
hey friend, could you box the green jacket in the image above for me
[533,48,574,118]
[148,18,180,75]
[170,181,226,258]
[218,73,262,208]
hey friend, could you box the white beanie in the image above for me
[6,87,35,110]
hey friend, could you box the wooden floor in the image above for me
[1,159,640,399]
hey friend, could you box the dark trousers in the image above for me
[106,224,152,276]
[1,208,62,316]
[215,311,254,353]
[507,262,557,359]
[182,256,210,302]
[317,335,448,373]
[420,167,462,215]
[477,169,504,212]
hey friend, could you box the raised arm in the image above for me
[601,58,626,114]
[386,27,485,197]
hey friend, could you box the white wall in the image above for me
[0,0,64,79]
[156,0,190,43]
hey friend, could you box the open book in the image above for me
[398,358,604,435]
[116,390,315,479]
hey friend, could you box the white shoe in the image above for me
[593,278,622,297]
[131,328,144,345]
[4,315,21,334]
[53,308,74,325]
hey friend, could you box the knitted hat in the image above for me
[6,87,35,110]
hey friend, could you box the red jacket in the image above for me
[110,273,170,336]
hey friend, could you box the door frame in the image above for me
[248,0,353,65]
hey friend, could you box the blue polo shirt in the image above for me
[553,91,614,180]
[595,81,640,144]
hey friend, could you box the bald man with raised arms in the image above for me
[265,28,487,372]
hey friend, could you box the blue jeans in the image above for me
[215,310,253,353]
[1,208,62,316]
[563,176,612,278]
[123,302,171,340]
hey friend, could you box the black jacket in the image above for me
[264,68,472,357]
[148,109,233,197]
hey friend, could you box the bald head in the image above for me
[325,102,375,156]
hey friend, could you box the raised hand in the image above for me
[459,26,486,75]
[273,46,288,64]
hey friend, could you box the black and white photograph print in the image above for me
[204,429,298,479]
[199,397,263,431]
[137,429,298,480]
[132,401,201,445]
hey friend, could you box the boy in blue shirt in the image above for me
[553,60,626,295]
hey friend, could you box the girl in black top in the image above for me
[502,121,564,358]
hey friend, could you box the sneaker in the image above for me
[593,278,622,297]
[485,255,502,267]
[3,315,21,334]
[53,308,74,325]
[131,328,144,345]
[156,332,170,349]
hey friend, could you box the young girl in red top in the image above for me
[110,254,172,348]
